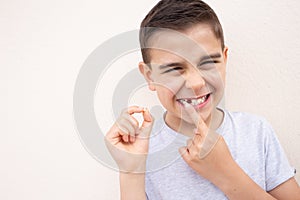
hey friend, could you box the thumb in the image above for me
[178,146,190,163]
[139,108,154,138]
[141,108,153,128]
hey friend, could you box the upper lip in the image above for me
[177,93,210,101]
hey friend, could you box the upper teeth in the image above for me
[179,95,207,106]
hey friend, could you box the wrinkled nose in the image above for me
[184,68,205,94]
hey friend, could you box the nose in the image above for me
[184,68,205,93]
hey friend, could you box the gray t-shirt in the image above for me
[145,109,295,200]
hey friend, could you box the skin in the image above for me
[141,24,227,136]
[105,23,300,200]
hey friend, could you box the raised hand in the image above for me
[105,106,154,173]
[178,104,281,199]
[178,103,235,182]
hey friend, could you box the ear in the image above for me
[222,46,229,83]
[138,62,156,91]
[223,46,229,64]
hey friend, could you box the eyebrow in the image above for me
[199,53,222,62]
[158,53,222,70]
[159,62,183,70]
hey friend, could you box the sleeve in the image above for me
[263,120,295,191]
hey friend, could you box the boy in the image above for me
[105,0,300,199]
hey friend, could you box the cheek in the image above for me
[154,75,185,97]
[202,68,225,91]
[155,87,175,111]
[156,85,176,101]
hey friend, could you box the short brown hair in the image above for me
[139,0,225,63]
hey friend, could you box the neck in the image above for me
[164,108,224,138]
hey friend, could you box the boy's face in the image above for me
[139,23,228,129]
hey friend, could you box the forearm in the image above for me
[211,162,276,200]
[119,172,147,200]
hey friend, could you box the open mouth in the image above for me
[177,93,211,108]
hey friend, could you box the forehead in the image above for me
[147,24,222,65]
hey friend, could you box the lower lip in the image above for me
[178,94,211,110]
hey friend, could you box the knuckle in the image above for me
[191,139,200,150]
[187,148,196,159]
[129,130,135,136]
[195,142,202,150]
[117,126,128,135]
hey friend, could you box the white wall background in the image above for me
[1,0,299,199]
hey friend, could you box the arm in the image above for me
[179,103,277,199]
[180,136,276,200]
[105,106,153,200]
[208,148,276,200]
[120,173,147,200]
[268,177,300,200]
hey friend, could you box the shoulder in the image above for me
[222,110,295,192]
[224,109,273,131]
[226,109,267,124]
[220,109,277,146]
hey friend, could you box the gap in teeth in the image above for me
[180,95,207,105]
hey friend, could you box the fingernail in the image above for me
[125,135,130,143]
[131,136,136,143]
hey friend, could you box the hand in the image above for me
[105,106,154,173]
[178,103,236,183]
[179,104,279,199]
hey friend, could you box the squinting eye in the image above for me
[163,67,183,73]
[200,60,219,66]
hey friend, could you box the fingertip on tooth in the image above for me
[182,100,190,107]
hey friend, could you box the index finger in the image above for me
[182,102,208,133]
[123,106,145,115]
